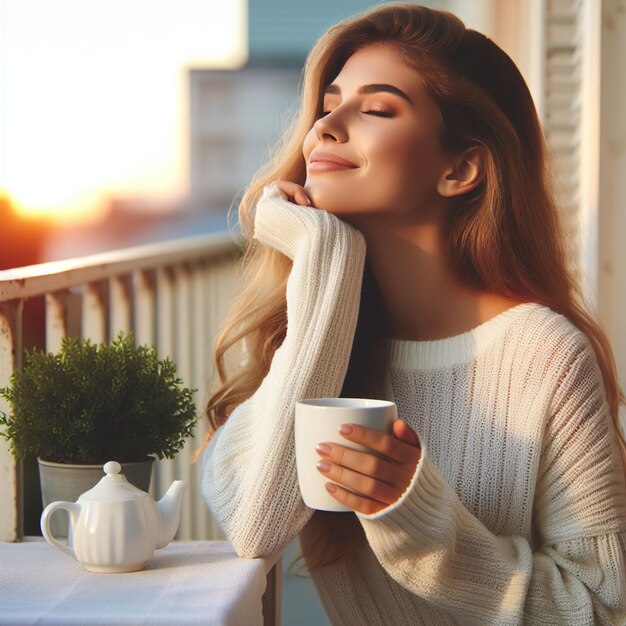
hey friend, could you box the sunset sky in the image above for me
[0,0,247,224]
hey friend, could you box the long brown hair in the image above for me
[197,3,626,573]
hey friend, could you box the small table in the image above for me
[0,540,280,626]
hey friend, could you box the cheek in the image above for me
[302,129,316,162]
[375,129,437,173]
[389,130,447,196]
[361,132,441,202]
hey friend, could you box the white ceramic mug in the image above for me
[295,398,397,512]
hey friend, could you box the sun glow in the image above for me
[0,0,248,224]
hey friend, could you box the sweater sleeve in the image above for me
[201,181,366,559]
[356,338,626,625]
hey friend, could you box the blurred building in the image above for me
[188,66,301,213]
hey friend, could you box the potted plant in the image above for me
[0,332,197,537]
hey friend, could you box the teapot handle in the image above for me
[40,501,80,560]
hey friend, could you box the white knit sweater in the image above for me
[201,183,626,625]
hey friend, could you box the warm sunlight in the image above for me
[0,0,248,224]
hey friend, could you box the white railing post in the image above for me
[109,275,132,337]
[46,290,81,352]
[133,270,155,347]
[0,300,24,541]
[153,266,176,501]
[46,292,67,354]
[173,265,193,538]
[82,282,107,343]
[190,263,209,539]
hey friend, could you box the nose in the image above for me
[313,109,348,143]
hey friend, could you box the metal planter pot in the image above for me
[38,457,155,539]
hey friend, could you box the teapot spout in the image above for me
[155,480,188,549]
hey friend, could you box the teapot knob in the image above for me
[103,461,121,475]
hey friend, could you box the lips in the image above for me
[309,151,358,170]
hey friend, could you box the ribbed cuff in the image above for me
[253,182,318,259]
[356,449,451,543]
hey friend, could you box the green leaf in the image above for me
[0,332,198,463]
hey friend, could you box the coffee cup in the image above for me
[295,398,397,512]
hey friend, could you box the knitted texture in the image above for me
[201,182,366,558]
[202,185,626,625]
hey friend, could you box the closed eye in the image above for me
[363,110,393,118]
[319,110,394,118]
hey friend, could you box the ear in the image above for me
[437,144,486,198]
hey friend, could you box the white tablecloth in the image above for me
[0,540,270,626]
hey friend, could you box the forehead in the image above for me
[325,44,427,100]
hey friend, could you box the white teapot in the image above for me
[40,461,188,573]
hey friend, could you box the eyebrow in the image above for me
[323,83,413,104]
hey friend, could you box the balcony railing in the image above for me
[0,232,240,543]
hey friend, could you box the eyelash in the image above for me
[320,110,393,118]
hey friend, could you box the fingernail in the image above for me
[316,443,332,456]
[317,460,331,472]
[339,424,353,435]
[326,483,337,493]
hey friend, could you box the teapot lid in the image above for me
[79,461,148,502]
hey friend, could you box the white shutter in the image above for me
[543,0,587,285]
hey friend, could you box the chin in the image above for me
[304,182,366,216]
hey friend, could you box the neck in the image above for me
[350,216,521,341]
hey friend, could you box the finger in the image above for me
[392,419,420,446]
[295,188,312,207]
[273,180,311,206]
[324,482,386,515]
[316,442,410,487]
[339,423,420,466]
[316,459,400,505]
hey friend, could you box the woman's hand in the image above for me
[316,419,421,515]
[271,180,312,207]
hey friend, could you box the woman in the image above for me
[199,4,626,624]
